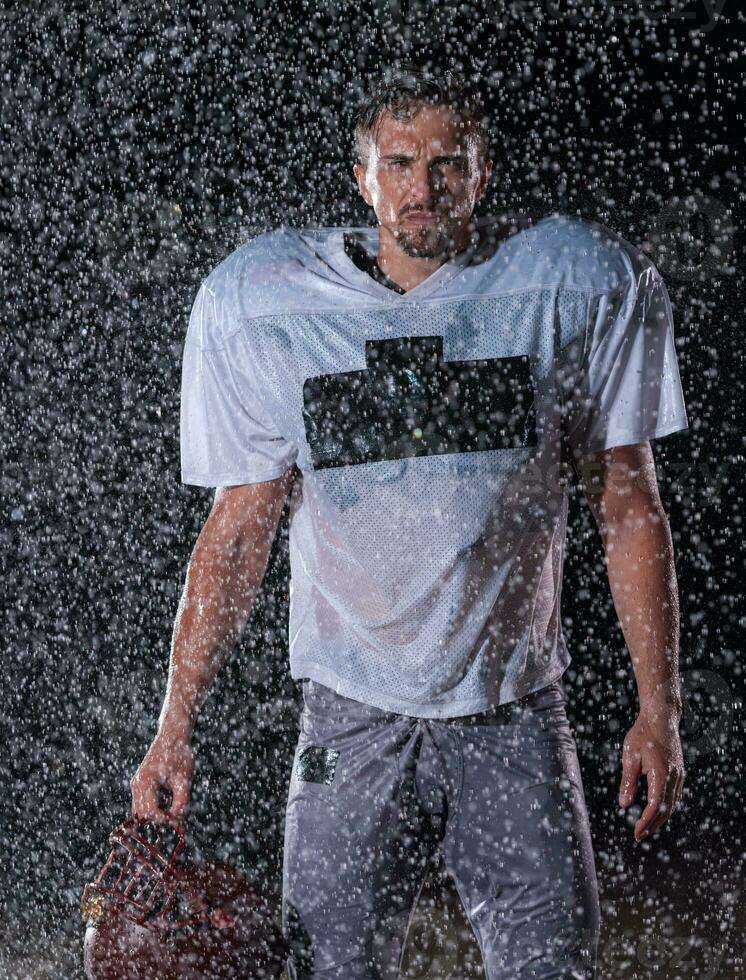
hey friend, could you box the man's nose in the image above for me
[408,162,443,203]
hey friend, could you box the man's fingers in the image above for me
[132,788,162,821]
[660,767,681,826]
[642,798,670,837]
[634,766,664,839]
[642,765,685,837]
[619,746,642,806]
[170,778,191,818]
[131,777,171,823]
[635,766,675,839]
[130,739,193,823]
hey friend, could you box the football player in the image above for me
[131,67,688,978]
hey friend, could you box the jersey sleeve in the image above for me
[562,256,689,457]
[180,281,298,487]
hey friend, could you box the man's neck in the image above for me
[375,221,474,293]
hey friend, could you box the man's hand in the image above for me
[130,733,194,823]
[577,442,686,843]
[618,703,686,841]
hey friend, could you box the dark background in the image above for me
[2,1,744,977]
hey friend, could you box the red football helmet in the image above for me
[81,812,288,979]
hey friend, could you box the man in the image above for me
[131,68,688,978]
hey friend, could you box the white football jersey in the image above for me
[180,214,688,718]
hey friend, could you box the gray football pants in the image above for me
[282,676,600,979]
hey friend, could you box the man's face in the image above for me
[353,104,493,258]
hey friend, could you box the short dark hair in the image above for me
[353,65,490,170]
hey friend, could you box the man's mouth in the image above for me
[402,212,442,225]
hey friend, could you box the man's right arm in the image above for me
[130,467,296,821]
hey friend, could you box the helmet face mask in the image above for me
[82,815,218,933]
[82,812,288,979]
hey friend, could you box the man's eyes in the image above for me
[387,159,464,168]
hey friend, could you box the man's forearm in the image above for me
[159,487,282,737]
[157,546,263,739]
[159,546,259,736]
[602,501,683,714]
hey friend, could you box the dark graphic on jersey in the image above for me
[302,335,536,470]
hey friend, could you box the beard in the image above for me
[393,215,463,259]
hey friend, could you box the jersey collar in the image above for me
[327,216,528,302]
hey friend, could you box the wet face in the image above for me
[353,104,492,258]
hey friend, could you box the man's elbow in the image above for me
[579,442,669,539]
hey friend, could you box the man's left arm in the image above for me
[578,440,686,842]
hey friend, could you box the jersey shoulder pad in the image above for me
[521,214,649,293]
[190,228,300,348]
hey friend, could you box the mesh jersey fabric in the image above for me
[180,213,689,718]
